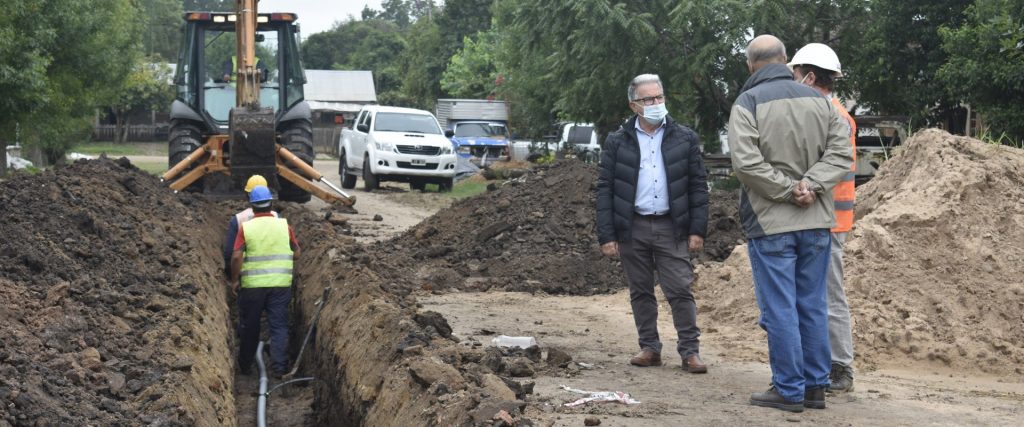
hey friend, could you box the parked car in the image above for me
[338,105,458,191]
[436,99,511,165]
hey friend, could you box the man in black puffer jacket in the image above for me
[596,73,710,373]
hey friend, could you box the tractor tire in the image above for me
[339,150,357,189]
[362,156,379,191]
[277,118,314,203]
[168,120,204,193]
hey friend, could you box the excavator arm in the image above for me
[163,0,355,207]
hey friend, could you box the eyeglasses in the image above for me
[632,94,665,106]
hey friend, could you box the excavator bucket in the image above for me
[226,106,278,195]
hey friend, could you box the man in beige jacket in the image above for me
[728,35,853,413]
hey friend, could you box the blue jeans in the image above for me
[748,229,831,402]
[237,287,292,373]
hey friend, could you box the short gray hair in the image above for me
[628,74,663,102]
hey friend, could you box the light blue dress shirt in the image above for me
[634,119,669,215]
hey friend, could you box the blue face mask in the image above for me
[641,103,668,124]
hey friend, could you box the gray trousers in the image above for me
[828,232,855,367]
[619,214,700,357]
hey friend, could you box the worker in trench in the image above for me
[229,185,301,377]
[595,73,711,374]
[223,175,279,280]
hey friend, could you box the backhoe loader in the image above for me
[162,0,354,206]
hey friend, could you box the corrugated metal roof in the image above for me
[304,70,377,103]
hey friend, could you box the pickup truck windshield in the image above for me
[374,113,442,134]
[454,123,509,139]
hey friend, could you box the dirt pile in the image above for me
[371,160,743,296]
[698,129,1024,376]
[0,158,235,425]
[290,216,567,426]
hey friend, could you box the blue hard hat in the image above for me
[249,185,273,206]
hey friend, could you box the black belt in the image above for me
[634,212,669,219]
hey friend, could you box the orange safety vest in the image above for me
[831,97,856,233]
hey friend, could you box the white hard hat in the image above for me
[788,43,842,77]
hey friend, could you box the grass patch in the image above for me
[419,178,493,199]
[132,161,167,176]
[72,142,167,156]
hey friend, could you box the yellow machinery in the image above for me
[161,0,354,206]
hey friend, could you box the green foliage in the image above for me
[938,0,1024,142]
[0,0,142,163]
[396,18,446,109]
[302,19,408,105]
[440,32,499,98]
[492,0,753,144]
[842,0,971,126]
[109,60,176,143]
[140,0,182,60]
[184,0,231,12]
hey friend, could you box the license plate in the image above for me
[411,159,425,165]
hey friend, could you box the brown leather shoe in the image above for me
[682,354,708,373]
[629,349,662,367]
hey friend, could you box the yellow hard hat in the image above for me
[244,175,268,193]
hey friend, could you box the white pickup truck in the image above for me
[338,105,458,191]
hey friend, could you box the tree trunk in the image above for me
[0,138,8,176]
[114,111,125,144]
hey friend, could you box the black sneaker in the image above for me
[804,386,826,409]
[750,386,804,413]
[828,363,854,393]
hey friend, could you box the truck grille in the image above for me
[396,162,439,170]
[396,145,441,156]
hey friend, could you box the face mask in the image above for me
[641,103,668,123]
[798,71,813,85]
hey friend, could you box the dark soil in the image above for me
[360,160,744,297]
[0,157,235,425]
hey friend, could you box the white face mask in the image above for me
[641,103,668,124]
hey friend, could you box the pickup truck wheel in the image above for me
[339,151,356,189]
[362,156,379,191]
[439,177,454,192]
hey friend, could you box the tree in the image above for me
[184,0,231,12]
[0,0,55,174]
[301,19,408,105]
[109,61,176,143]
[140,0,183,61]
[939,0,1024,142]
[440,31,499,98]
[397,17,446,109]
[842,0,972,126]
[492,0,756,147]
[0,0,141,168]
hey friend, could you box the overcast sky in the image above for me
[259,0,384,36]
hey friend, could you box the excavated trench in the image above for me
[0,157,536,425]
[1,157,746,425]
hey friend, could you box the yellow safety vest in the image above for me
[240,216,294,288]
[228,56,262,83]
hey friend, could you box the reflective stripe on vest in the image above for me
[240,216,293,288]
[831,97,856,233]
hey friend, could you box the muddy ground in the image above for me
[1,130,1023,425]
